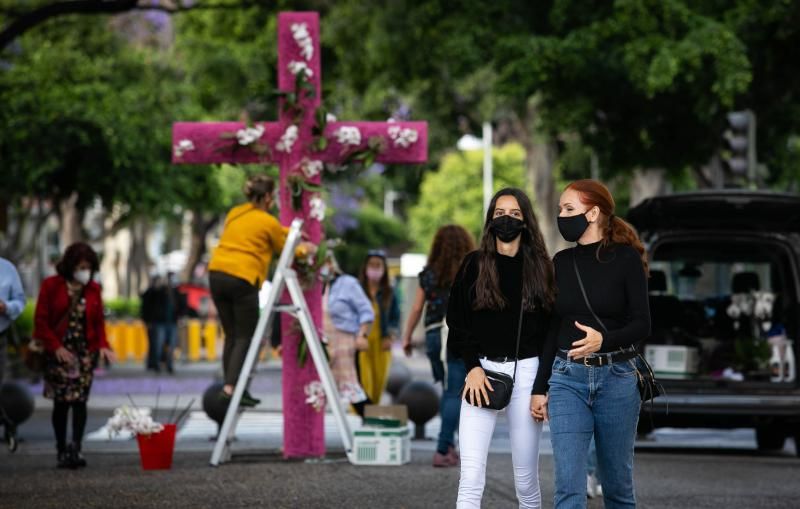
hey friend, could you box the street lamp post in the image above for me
[457,122,493,219]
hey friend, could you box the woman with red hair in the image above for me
[34,242,115,469]
[531,179,650,508]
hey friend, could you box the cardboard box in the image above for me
[645,345,699,379]
[352,426,411,466]
[364,405,408,427]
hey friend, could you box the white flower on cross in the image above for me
[291,22,314,61]
[326,113,338,123]
[300,158,323,179]
[288,60,313,79]
[304,381,326,412]
[388,125,419,148]
[236,124,265,146]
[309,195,326,221]
[173,139,195,158]
[276,125,299,153]
[334,126,362,146]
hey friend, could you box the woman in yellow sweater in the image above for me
[209,175,304,407]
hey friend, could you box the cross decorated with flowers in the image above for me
[171,12,427,459]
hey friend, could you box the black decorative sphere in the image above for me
[386,361,413,399]
[396,380,440,439]
[202,382,228,427]
[0,382,35,425]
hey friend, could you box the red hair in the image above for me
[565,179,649,274]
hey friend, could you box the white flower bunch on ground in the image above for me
[291,22,314,61]
[288,60,313,78]
[107,406,164,437]
[236,124,265,146]
[304,381,326,412]
[300,158,323,179]
[173,139,195,158]
[388,125,419,148]
[334,126,361,146]
[276,125,299,153]
[309,195,326,221]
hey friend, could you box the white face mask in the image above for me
[73,269,91,285]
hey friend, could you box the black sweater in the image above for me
[446,250,552,373]
[532,241,651,394]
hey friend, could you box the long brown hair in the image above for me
[359,251,392,309]
[474,188,555,311]
[428,225,475,288]
[565,179,649,274]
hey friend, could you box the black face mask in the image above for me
[557,213,590,242]
[490,215,526,243]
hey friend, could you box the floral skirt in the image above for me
[328,328,368,404]
[43,335,97,403]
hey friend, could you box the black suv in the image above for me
[627,190,800,455]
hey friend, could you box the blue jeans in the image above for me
[548,355,641,509]
[154,322,177,372]
[425,328,465,454]
[425,328,445,383]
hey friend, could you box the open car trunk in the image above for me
[643,233,799,392]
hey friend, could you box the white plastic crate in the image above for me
[351,426,411,466]
[645,345,699,378]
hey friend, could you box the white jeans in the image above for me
[457,356,543,509]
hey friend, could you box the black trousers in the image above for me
[52,401,87,452]
[209,271,260,386]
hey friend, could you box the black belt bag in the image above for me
[463,300,524,411]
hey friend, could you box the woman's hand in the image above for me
[530,394,549,422]
[355,334,369,351]
[401,336,413,357]
[100,348,116,364]
[568,321,603,359]
[381,337,392,351]
[462,367,493,407]
[54,347,75,365]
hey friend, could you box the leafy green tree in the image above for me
[408,143,525,252]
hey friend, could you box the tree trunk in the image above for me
[629,168,668,208]
[182,209,218,283]
[58,192,83,247]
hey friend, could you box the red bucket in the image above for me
[136,424,177,470]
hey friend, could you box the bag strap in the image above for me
[511,297,524,382]
[572,250,609,335]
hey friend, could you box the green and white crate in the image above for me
[352,426,411,466]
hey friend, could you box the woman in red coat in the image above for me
[34,242,115,469]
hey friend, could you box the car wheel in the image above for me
[755,426,786,451]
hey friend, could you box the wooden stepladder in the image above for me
[210,218,354,466]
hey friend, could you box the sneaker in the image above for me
[446,445,460,464]
[241,390,261,407]
[433,450,458,468]
[587,473,602,498]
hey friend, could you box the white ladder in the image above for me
[209,218,354,466]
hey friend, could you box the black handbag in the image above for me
[464,299,524,411]
[572,251,663,404]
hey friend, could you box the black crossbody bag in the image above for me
[572,251,663,404]
[464,299,524,411]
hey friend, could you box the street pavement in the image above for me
[2,350,800,508]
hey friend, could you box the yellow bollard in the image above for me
[121,321,137,363]
[105,322,121,357]
[187,319,202,362]
[132,320,147,362]
[203,320,218,361]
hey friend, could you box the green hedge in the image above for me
[104,298,141,319]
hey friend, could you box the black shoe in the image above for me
[70,443,87,468]
[241,390,261,407]
[57,450,71,469]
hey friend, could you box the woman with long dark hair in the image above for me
[34,242,115,468]
[531,179,650,508]
[448,188,555,508]
[357,249,400,404]
[401,224,475,467]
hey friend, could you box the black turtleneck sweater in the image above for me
[446,250,551,373]
[532,241,651,394]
